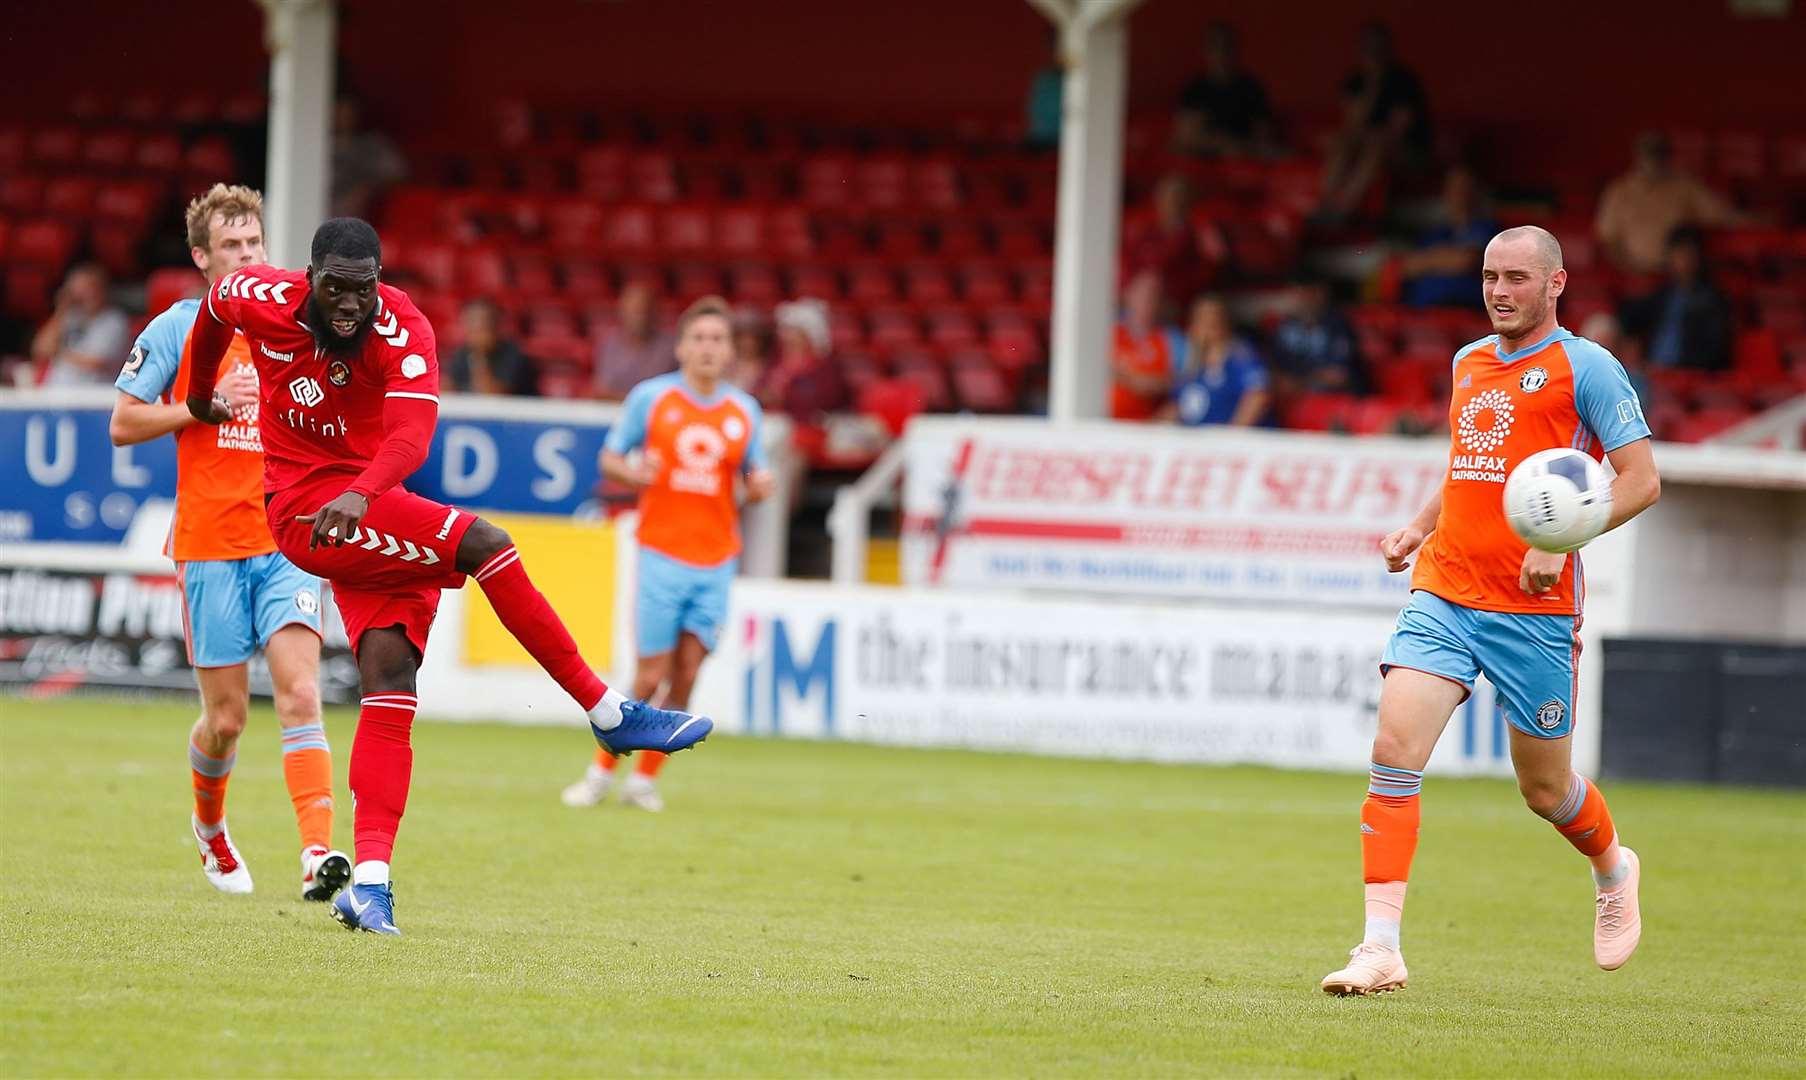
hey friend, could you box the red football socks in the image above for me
[472,546,607,711]
[349,693,417,865]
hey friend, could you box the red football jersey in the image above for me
[203,264,439,493]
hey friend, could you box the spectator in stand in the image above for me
[1172,23,1278,158]
[1167,295,1270,427]
[1580,311,1654,416]
[1122,173,1217,312]
[1112,270,1184,421]
[1596,132,1749,276]
[760,298,847,421]
[1025,29,1066,150]
[32,263,130,387]
[1617,226,1733,372]
[330,95,408,219]
[592,280,676,401]
[1270,277,1364,395]
[1399,165,1497,308]
[729,308,773,395]
[1318,23,1432,220]
[445,299,536,396]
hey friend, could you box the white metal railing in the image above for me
[826,437,909,585]
[1710,393,1806,451]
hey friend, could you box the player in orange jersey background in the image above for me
[110,184,347,901]
[562,296,774,811]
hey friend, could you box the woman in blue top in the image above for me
[1168,294,1271,427]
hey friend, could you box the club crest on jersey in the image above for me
[121,344,145,379]
[723,416,746,441]
[328,359,352,387]
[1519,366,1549,393]
[400,354,427,380]
[295,590,319,616]
[1536,699,1567,730]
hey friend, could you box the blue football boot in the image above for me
[591,698,713,756]
[331,882,401,936]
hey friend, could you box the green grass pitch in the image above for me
[2,696,1802,1077]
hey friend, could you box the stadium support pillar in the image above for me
[1029,0,1140,422]
[258,0,336,267]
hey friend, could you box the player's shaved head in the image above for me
[1489,226,1563,277]
[310,217,382,268]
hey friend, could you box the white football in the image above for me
[1503,448,1613,553]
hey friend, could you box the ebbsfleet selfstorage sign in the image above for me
[691,580,1517,777]
[899,417,1447,608]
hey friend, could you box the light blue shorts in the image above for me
[178,552,323,668]
[636,548,736,656]
[1381,590,1581,739]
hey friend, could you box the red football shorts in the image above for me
[267,472,477,657]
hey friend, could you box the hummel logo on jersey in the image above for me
[1458,373,1473,388]
[260,343,295,362]
[221,274,294,304]
[288,376,325,407]
[371,306,411,349]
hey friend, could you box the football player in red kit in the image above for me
[184,218,711,935]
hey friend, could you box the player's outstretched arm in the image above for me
[183,294,238,424]
[1601,438,1660,531]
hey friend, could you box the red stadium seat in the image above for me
[960,263,1013,306]
[924,307,978,349]
[938,218,990,259]
[790,264,841,302]
[828,308,866,351]
[576,146,627,200]
[43,176,99,216]
[658,204,713,256]
[800,155,853,208]
[145,266,204,316]
[629,152,679,203]
[559,258,613,302]
[30,127,81,165]
[714,205,767,257]
[671,262,724,302]
[950,352,1016,412]
[602,204,657,256]
[857,156,908,209]
[874,218,926,260]
[767,206,815,260]
[1,174,44,213]
[868,307,924,352]
[911,158,963,210]
[95,180,161,224]
[82,129,135,170]
[728,262,782,306]
[857,377,925,436]
[847,263,898,304]
[12,219,77,265]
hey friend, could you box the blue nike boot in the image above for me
[591,699,713,756]
[331,882,401,936]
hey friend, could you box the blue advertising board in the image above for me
[0,392,616,544]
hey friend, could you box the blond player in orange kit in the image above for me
[110,185,348,900]
[1321,227,1662,995]
[562,297,774,811]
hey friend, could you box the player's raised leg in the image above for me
[1322,665,1467,996]
[263,618,348,901]
[189,662,253,894]
[455,517,712,755]
[1509,729,1640,970]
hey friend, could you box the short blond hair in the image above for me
[677,295,732,337]
[184,183,264,253]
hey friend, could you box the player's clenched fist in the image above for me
[744,468,776,503]
[1518,547,1567,594]
[296,492,371,549]
[1379,525,1425,573]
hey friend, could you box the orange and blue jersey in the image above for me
[1412,327,1650,616]
[116,299,273,563]
[607,372,766,568]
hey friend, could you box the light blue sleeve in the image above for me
[604,380,657,455]
[736,392,768,472]
[1569,337,1653,452]
[114,300,196,403]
